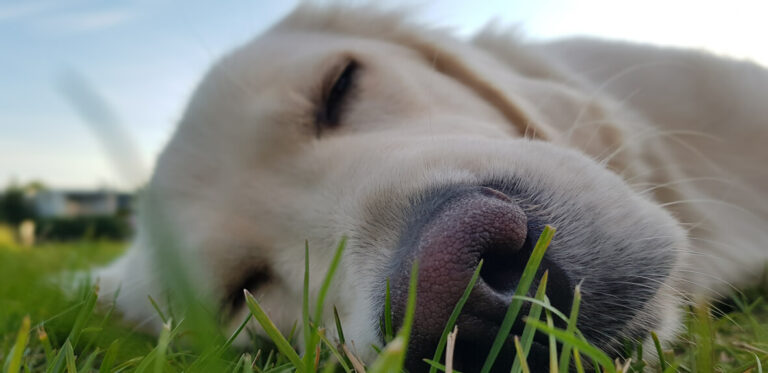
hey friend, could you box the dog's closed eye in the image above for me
[224,268,272,314]
[315,59,359,135]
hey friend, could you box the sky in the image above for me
[2,0,767,191]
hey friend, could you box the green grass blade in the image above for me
[5,315,31,373]
[368,336,406,373]
[232,353,247,373]
[507,297,567,323]
[662,362,679,373]
[302,241,314,372]
[133,348,158,373]
[63,341,77,373]
[320,359,338,373]
[370,261,419,373]
[650,331,667,371]
[693,304,714,373]
[76,348,100,373]
[525,319,616,373]
[513,336,531,373]
[545,307,558,373]
[429,260,484,373]
[511,271,549,373]
[45,342,68,373]
[66,285,98,349]
[98,340,121,373]
[333,306,346,345]
[316,329,353,373]
[304,237,347,373]
[81,287,121,354]
[37,327,54,365]
[314,237,347,325]
[288,320,299,345]
[147,295,168,324]
[397,260,419,369]
[558,284,582,372]
[384,278,394,343]
[572,348,585,373]
[482,225,556,373]
[244,290,305,373]
[220,313,253,353]
[154,321,171,373]
[422,358,464,373]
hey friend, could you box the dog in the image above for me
[96,4,768,371]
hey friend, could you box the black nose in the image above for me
[386,185,572,372]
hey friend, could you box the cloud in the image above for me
[0,1,58,22]
[40,9,135,33]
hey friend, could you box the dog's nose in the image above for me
[387,185,570,372]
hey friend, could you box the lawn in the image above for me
[1,233,768,372]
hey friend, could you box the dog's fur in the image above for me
[97,4,768,365]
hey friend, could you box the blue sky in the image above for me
[2,0,766,190]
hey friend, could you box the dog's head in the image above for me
[133,5,687,371]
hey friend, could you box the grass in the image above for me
[2,232,768,372]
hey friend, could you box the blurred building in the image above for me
[33,190,133,218]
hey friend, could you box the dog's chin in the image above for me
[375,176,683,372]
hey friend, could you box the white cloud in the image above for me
[0,0,58,22]
[39,9,135,33]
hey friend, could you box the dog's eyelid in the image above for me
[315,58,360,136]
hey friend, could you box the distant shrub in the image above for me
[0,187,36,226]
[0,224,16,247]
[36,216,132,241]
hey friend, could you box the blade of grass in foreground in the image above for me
[64,340,77,373]
[511,271,549,373]
[525,319,616,373]
[422,359,464,373]
[573,348,585,373]
[558,284,582,372]
[316,328,353,372]
[513,335,531,373]
[98,340,121,373]
[693,303,714,373]
[4,315,31,373]
[384,278,394,343]
[481,225,556,373]
[650,331,667,371]
[244,290,305,373]
[219,313,253,353]
[66,285,98,349]
[154,321,172,373]
[369,261,419,373]
[314,237,347,327]
[428,260,484,373]
[38,327,54,364]
[545,306,558,373]
[302,242,315,372]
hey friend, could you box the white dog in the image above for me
[97,4,768,371]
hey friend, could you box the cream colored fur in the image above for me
[96,4,768,363]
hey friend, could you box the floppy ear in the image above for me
[272,4,561,141]
[403,37,563,141]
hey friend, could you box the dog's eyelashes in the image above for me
[316,60,359,135]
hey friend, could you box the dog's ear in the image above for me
[273,4,561,141]
[404,37,562,141]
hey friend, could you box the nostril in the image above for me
[480,241,526,294]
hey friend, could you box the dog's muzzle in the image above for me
[385,185,573,372]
